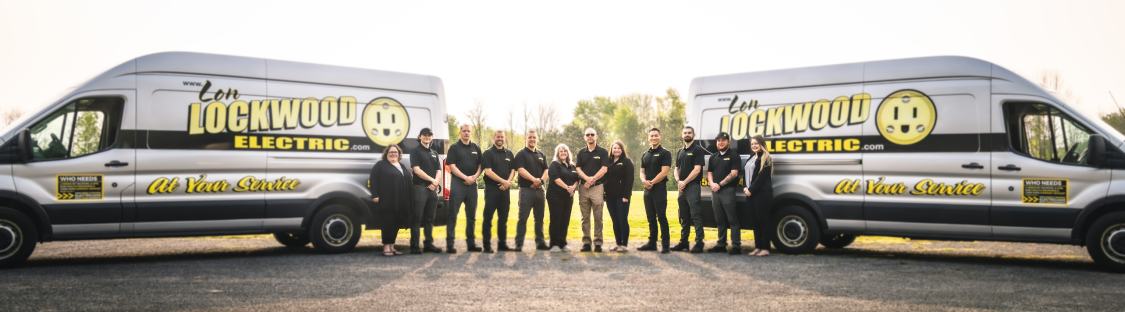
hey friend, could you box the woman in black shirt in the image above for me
[547,144,579,252]
[370,144,415,257]
[743,135,774,257]
[604,140,635,252]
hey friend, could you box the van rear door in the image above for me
[12,91,136,238]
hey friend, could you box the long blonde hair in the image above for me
[553,143,573,166]
[750,135,774,175]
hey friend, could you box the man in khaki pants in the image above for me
[576,128,610,252]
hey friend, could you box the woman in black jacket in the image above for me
[743,135,774,257]
[604,140,635,252]
[547,144,579,252]
[370,144,415,257]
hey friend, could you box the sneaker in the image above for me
[617,246,628,252]
[410,247,423,255]
[728,246,741,255]
[670,242,690,251]
[550,246,562,252]
[637,242,657,251]
[562,246,572,252]
[536,242,551,250]
[690,244,704,253]
[708,245,728,253]
[580,244,592,252]
[594,245,602,252]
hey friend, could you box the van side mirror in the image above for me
[1088,134,1106,167]
[17,128,31,163]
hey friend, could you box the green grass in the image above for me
[364,190,735,245]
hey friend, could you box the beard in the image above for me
[683,137,693,143]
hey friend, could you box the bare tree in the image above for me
[1036,69,1082,105]
[535,102,560,135]
[464,99,489,145]
[1,107,24,128]
[521,101,533,134]
[507,104,517,145]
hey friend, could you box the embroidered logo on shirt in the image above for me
[594,156,601,159]
[472,152,478,154]
[505,158,510,161]
[687,153,693,156]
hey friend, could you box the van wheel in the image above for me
[771,206,821,254]
[821,234,857,249]
[0,207,37,269]
[1086,211,1125,273]
[309,204,361,254]
[273,232,310,248]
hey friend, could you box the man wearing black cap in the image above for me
[707,132,742,255]
[446,124,483,253]
[409,127,443,253]
[671,126,708,253]
[480,130,516,253]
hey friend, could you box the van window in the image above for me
[28,97,124,160]
[1004,102,1093,165]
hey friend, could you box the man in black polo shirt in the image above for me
[514,130,550,251]
[576,128,610,252]
[708,132,742,255]
[672,126,709,253]
[446,124,483,253]
[638,127,672,253]
[409,127,443,254]
[481,130,516,253]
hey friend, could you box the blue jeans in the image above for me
[606,196,631,246]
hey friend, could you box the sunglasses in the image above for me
[585,133,596,137]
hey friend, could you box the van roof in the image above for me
[688,56,1033,97]
[133,52,443,95]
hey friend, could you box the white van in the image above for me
[0,52,450,268]
[688,56,1125,272]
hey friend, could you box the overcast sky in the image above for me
[1,0,1123,129]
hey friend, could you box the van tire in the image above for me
[309,204,361,254]
[770,206,821,254]
[273,232,310,248]
[0,207,37,269]
[820,234,857,249]
[1086,211,1125,273]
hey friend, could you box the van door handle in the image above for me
[105,161,129,167]
[998,164,1021,171]
[961,163,984,169]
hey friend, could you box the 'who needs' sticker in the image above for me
[57,174,103,200]
[1022,179,1067,204]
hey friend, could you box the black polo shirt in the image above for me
[640,145,672,185]
[409,143,440,186]
[575,145,611,186]
[446,139,481,184]
[708,149,741,189]
[548,161,579,199]
[481,145,515,187]
[676,141,708,184]
[514,147,548,188]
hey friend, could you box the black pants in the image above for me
[547,194,573,247]
[482,185,511,246]
[643,184,669,244]
[411,185,438,247]
[606,196,630,246]
[751,188,774,250]
[516,187,546,246]
[678,183,705,243]
[712,187,739,247]
[381,212,403,245]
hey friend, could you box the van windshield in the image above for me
[1,87,76,137]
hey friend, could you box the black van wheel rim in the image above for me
[322,215,352,247]
[1104,224,1125,262]
[0,220,21,259]
[777,216,808,247]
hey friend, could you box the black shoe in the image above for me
[580,244,592,252]
[728,246,741,255]
[410,246,423,255]
[446,246,457,254]
[467,244,483,252]
[497,244,512,251]
[594,245,602,252]
[708,245,728,253]
[536,242,550,250]
[670,242,690,251]
[514,244,523,251]
[483,243,494,253]
[637,242,658,251]
[690,244,704,253]
[661,242,670,254]
[422,244,443,253]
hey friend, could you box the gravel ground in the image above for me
[1,235,1123,311]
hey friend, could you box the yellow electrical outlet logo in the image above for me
[362,97,410,146]
[875,90,936,145]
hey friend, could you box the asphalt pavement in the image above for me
[1,235,1123,311]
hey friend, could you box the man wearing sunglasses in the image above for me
[575,128,610,252]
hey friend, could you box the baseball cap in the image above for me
[715,132,731,141]
[419,128,433,136]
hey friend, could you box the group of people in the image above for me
[367,124,775,258]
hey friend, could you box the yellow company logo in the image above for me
[875,90,937,145]
[362,97,410,146]
[834,177,984,196]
